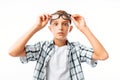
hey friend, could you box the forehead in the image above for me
[51,17,70,23]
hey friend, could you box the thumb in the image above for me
[71,15,76,22]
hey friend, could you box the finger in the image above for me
[45,14,51,20]
[72,14,82,19]
[47,14,51,19]
[40,14,47,21]
[71,15,77,22]
[71,14,79,18]
[39,15,43,22]
[42,14,46,21]
[41,14,49,21]
[43,14,48,22]
[72,15,84,23]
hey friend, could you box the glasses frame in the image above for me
[50,13,71,24]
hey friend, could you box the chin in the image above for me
[56,37,66,41]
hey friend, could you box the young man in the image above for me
[9,10,108,80]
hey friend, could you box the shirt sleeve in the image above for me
[78,42,97,67]
[20,42,42,64]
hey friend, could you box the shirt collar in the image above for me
[49,40,71,47]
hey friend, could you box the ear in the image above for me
[69,26,73,32]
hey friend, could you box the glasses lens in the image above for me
[50,13,71,24]
[62,14,71,19]
[62,15,68,19]
[51,14,59,20]
[62,15,70,20]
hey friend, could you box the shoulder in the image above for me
[36,40,53,44]
[68,41,82,47]
[36,40,54,47]
[68,41,90,50]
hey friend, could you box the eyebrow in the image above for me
[51,19,69,23]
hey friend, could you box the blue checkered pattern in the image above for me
[20,40,97,80]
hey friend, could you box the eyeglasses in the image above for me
[50,13,71,24]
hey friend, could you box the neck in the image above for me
[54,38,67,47]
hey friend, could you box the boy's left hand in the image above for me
[71,14,87,32]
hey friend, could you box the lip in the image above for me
[57,32,64,35]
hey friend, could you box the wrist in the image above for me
[33,24,42,32]
[81,26,93,39]
[79,26,89,33]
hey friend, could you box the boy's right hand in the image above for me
[34,14,51,32]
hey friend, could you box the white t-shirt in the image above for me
[47,45,70,80]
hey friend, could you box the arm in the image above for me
[71,14,109,60]
[9,14,50,57]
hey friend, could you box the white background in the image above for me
[0,0,120,80]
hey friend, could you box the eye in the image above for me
[52,22,58,26]
[62,23,69,26]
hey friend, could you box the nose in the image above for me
[58,24,63,30]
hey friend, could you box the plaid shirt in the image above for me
[20,40,97,80]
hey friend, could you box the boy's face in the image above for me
[49,16,72,41]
